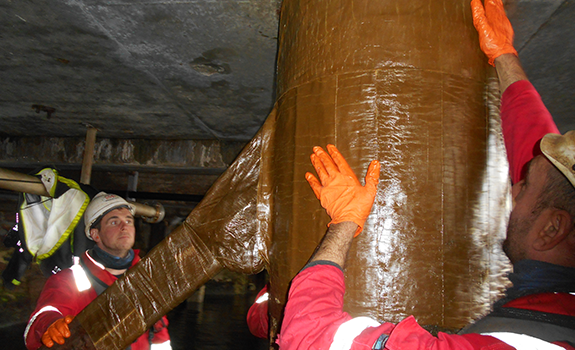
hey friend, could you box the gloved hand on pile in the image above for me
[471,0,517,66]
[41,315,74,348]
[305,144,380,237]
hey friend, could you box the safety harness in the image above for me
[460,292,575,345]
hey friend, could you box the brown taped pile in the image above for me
[267,0,511,334]
[44,0,513,348]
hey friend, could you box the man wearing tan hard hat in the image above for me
[24,192,172,350]
[541,132,575,189]
[276,1,575,350]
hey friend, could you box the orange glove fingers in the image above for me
[309,152,332,187]
[348,159,380,236]
[484,0,514,40]
[471,0,517,66]
[305,171,322,200]
[306,145,380,236]
[365,160,381,194]
[42,316,73,347]
[312,146,344,184]
[326,144,359,180]
[57,315,73,337]
[471,0,488,33]
[41,332,55,348]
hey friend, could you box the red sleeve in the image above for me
[276,264,353,350]
[554,342,575,350]
[247,284,269,338]
[500,80,559,184]
[130,316,170,349]
[502,292,575,316]
[151,316,171,344]
[25,308,61,350]
[25,271,95,350]
[277,265,519,350]
[384,316,515,350]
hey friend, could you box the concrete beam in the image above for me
[0,136,246,170]
[0,136,247,197]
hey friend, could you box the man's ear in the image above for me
[90,228,100,243]
[533,209,573,251]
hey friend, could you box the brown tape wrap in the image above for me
[267,0,511,336]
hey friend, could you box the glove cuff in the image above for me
[488,47,518,66]
[329,219,364,237]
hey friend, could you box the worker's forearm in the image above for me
[494,54,528,94]
[310,221,358,268]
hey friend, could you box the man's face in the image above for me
[504,156,551,264]
[90,207,135,258]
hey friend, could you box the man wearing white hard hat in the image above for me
[277,1,575,350]
[24,192,172,350]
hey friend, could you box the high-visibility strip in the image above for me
[151,340,173,350]
[483,332,565,350]
[71,263,92,292]
[83,251,106,270]
[256,292,269,304]
[329,317,381,350]
[24,306,63,343]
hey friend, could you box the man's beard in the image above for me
[503,212,534,264]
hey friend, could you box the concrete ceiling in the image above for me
[508,0,574,133]
[1,0,281,140]
[0,0,572,209]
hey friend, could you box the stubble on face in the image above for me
[503,157,554,264]
[503,211,534,264]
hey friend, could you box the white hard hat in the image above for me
[84,192,135,239]
[541,131,575,189]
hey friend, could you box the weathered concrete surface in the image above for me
[0,0,280,140]
[0,136,246,195]
[0,136,243,170]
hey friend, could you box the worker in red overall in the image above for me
[276,1,575,349]
[24,192,172,350]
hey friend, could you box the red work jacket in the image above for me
[24,250,170,350]
[278,264,574,350]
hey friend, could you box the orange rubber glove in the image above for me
[471,0,517,66]
[41,315,74,348]
[305,144,380,237]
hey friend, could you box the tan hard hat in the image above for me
[540,131,575,189]
[84,192,135,239]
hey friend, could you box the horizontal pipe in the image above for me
[0,167,165,223]
[107,190,203,203]
[0,168,49,196]
[131,201,165,224]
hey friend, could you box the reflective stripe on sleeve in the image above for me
[482,332,565,350]
[151,340,172,350]
[24,306,63,343]
[71,263,92,292]
[83,252,105,270]
[329,317,381,350]
[256,292,269,304]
